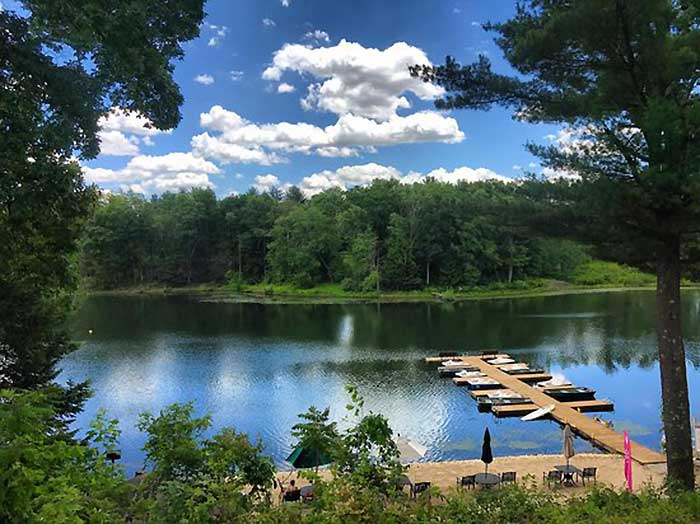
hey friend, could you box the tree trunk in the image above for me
[426,261,430,286]
[656,235,694,490]
[238,237,242,280]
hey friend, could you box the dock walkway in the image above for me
[428,355,666,465]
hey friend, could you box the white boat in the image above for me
[499,363,529,372]
[486,389,524,399]
[442,359,465,367]
[455,370,484,378]
[521,404,555,421]
[466,377,502,390]
[487,357,515,365]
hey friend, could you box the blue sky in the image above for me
[78,0,563,196]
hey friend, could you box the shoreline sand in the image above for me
[276,453,670,495]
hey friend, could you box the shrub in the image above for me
[572,260,655,287]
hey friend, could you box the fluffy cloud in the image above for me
[420,166,509,184]
[195,74,215,85]
[281,0,291,6]
[277,82,296,94]
[253,174,281,192]
[286,162,507,196]
[82,152,220,194]
[191,105,463,164]
[205,24,228,47]
[98,130,140,156]
[262,40,444,120]
[262,18,276,27]
[97,108,169,156]
[303,29,330,44]
[229,70,244,81]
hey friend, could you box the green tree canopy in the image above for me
[0,1,205,421]
[412,0,700,488]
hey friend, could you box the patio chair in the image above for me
[412,481,431,499]
[500,471,517,485]
[282,488,301,503]
[581,467,597,485]
[543,470,562,488]
[457,475,476,490]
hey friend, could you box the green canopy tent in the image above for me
[286,445,333,470]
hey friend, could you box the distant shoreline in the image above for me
[84,281,700,305]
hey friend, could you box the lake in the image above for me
[61,290,700,474]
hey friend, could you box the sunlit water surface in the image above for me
[60,291,700,474]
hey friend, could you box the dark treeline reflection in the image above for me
[73,291,700,370]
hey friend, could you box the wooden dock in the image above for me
[431,355,666,465]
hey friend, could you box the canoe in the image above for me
[543,386,596,402]
[521,404,555,421]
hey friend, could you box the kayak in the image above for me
[521,404,555,421]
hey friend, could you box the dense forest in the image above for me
[79,179,598,291]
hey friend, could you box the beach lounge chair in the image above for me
[581,467,597,485]
[457,475,476,489]
[544,470,562,488]
[500,471,517,485]
[412,481,431,499]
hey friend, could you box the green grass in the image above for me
[93,260,700,303]
[571,260,656,287]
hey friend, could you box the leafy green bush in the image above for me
[225,271,247,292]
[4,389,700,523]
[572,260,655,287]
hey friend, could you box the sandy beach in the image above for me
[277,453,670,496]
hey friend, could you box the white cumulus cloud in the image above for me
[262,18,276,27]
[98,130,140,156]
[195,74,215,85]
[253,174,281,193]
[303,29,330,44]
[281,0,291,6]
[262,39,444,120]
[97,108,170,156]
[205,24,228,47]
[82,152,220,194]
[191,105,463,164]
[277,82,296,94]
[288,163,508,196]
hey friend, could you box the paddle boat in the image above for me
[542,386,596,402]
[475,390,531,412]
[465,377,502,390]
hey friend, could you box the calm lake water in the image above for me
[61,291,700,474]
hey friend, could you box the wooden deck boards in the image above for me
[458,356,666,465]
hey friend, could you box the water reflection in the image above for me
[61,291,700,474]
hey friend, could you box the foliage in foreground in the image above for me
[2,388,700,523]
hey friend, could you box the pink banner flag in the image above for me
[623,430,632,492]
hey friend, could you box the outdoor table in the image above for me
[300,485,314,502]
[395,475,413,491]
[555,465,582,486]
[474,472,501,488]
